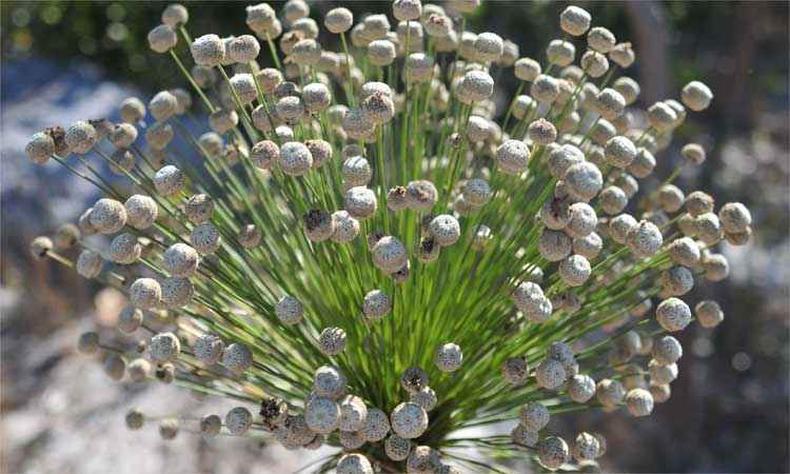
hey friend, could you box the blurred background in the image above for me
[1,1,788,473]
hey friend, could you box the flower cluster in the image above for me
[27,1,752,472]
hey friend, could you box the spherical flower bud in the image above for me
[108,233,141,264]
[250,140,279,169]
[87,198,126,234]
[246,3,276,34]
[153,165,185,196]
[344,186,377,220]
[302,83,332,114]
[681,80,714,111]
[538,229,571,262]
[318,327,347,356]
[473,32,503,63]
[385,434,412,461]
[560,6,591,36]
[652,335,683,365]
[331,210,360,243]
[337,453,373,474]
[194,333,224,365]
[513,58,541,83]
[225,407,253,435]
[529,74,559,104]
[651,384,672,404]
[423,13,452,38]
[342,156,372,187]
[528,118,558,145]
[495,139,530,175]
[649,359,678,385]
[624,388,654,417]
[405,53,434,83]
[279,141,313,176]
[325,7,353,33]
[200,414,221,437]
[573,432,600,462]
[537,436,569,471]
[609,42,635,68]
[655,297,692,332]
[462,178,492,207]
[361,407,390,442]
[147,24,177,53]
[573,232,603,260]
[718,202,752,234]
[695,300,724,328]
[564,162,603,202]
[608,213,636,244]
[559,254,592,287]
[126,408,145,430]
[518,402,549,431]
[338,394,368,432]
[237,224,261,249]
[679,143,706,166]
[120,98,146,125]
[313,365,347,399]
[223,342,252,373]
[191,222,221,254]
[75,250,103,278]
[434,342,463,373]
[363,289,391,320]
[546,39,575,67]
[428,214,460,247]
[150,332,180,363]
[275,295,303,325]
[162,3,188,26]
[457,70,494,104]
[157,418,179,440]
[410,386,437,412]
[390,402,428,439]
[304,395,340,434]
[626,220,663,258]
[596,378,625,407]
[63,121,97,155]
[566,202,597,238]
[162,243,198,277]
[568,374,596,403]
[229,35,260,63]
[595,87,625,120]
[372,236,408,273]
[26,132,55,164]
[587,26,616,53]
[393,0,422,21]
[191,34,225,67]
[400,366,428,394]
[161,277,194,308]
[367,39,397,66]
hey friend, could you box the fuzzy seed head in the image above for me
[655,297,692,332]
[150,332,180,363]
[148,24,178,53]
[313,365,347,399]
[695,300,724,328]
[538,436,569,471]
[191,222,222,255]
[681,80,714,112]
[191,34,225,67]
[223,342,252,373]
[390,402,428,439]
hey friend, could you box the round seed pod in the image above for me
[410,386,437,412]
[599,186,628,216]
[245,3,276,33]
[367,39,397,66]
[474,32,503,62]
[108,123,137,150]
[514,58,541,82]
[407,445,441,474]
[274,414,314,449]
[275,96,304,123]
[117,306,143,333]
[223,342,252,373]
[153,165,185,196]
[339,395,368,432]
[428,214,460,247]
[390,402,428,439]
[191,34,225,67]
[527,118,557,146]
[581,50,609,78]
[681,80,714,112]
[652,335,683,365]
[460,178,490,207]
[434,343,462,373]
[78,331,100,354]
[325,7,353,33]
[237,224,262,249]
[404,180,437,210]
[560,6,591,36]
[610,42,635,68]
[400,366,428,394]
[658,184,685,214]
[718,202,752,234]
[613,76,640,106]
[149,332,180,363]
[587,26,616,53]
[495,139,530,175]
[456,70,494,104]
[558,255,591,287]
[656,297,692,332]
[519,402,549,431]
[361,407,390,442]
[275,295,303,325]
[161,3,188,26]
[511,424,539,447]
[535,358,566,390]
[564,162,603,202]
[342,156,372,186]
[573,432,600,462]
[184,194,214,224]
[200,414,222,437]
[25,131,55,164]
[568,374,596,403]
[89,198,126,234]
[29,236,53,260]
[76,250,103,278]
[120,97,146,124]
[625,388,654,417]
[147,24,177,54]
[126,408,145,430]
[250,140,279,170]
[405,53,434,83]
[344,186,378,219]
[190,222,221,255]
[64,121,97,155]
[539,229,572,262]
[682,143,706,165]
[302,83,331,114]
[145,121,174,150]
[363,289,391,320]
[649,360,678,385]
[660,266,694,296]
[372,236,408,273]
[537,436,569,471]
[596,378,625,408]
[194,333,224,365]
[530,74,560,103]
[159,418,179,440]
[541,197,571,230]
[163,243,199,277]
[230,73,258,104]
[626,220,663,258]
[127,358,150,383]
[290,38,322,66]
[566,202,597,238]
[546,39,575,67]
[337,453,373,474]
[102,356,126,381]
[385,434,412,461]
[605,136,637,168]
[228,35,260,63]
[609,213,637,244]
[109,233,141,264]
[129,277,161,310]
[161,277,194,308]
[573,232,603,260]
[695,300,724,328]
[148,91,177,122]
[501,357,529,386]
[595,88,625,120]
[313,365,347,400]
[279,141,313,176]
[318,327,347,356]
[224,407,253,435]
[331,210,360,243]
[702,253,730,282]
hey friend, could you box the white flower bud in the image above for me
[275,295,303,325]
[390,402,428,439]
[191,34,225,67]
[655,297,692,332]
[587,26,616,53]
[325,7,353,34]
[560,6,591,36]
[147,24,177,54]
[681,80,714,112]
[537,436,569,471]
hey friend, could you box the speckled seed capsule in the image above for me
[161,3,188,26]
[77,331,100,354]
[149,332,180,363]
[145,121,173,151]
[192,334,224,365]
[76,250,103,278]
[366,39,396,66]
[299,209,332,243]
[385,434,412,461]
[63,121,97,155]
[409,386,437,412]
[681,143,706,165]
[659,266,694,296]
[460,178,491,207]
[695,300,724,328]
[157,418,179,440]
[530,74,559,103]
[655,297,692,332]
[245,2,276,33]
[560,5,591,36]
[594,88,625,121]
[313,365,347,399]
[358,407,390,442]
[407,445,442,474]
[566,202,597,238]
[399,366,428,394]
[125,408,145,430]
[495,139,530,175]
[147,24,177,54]
[161,277,194,308]
[572,432,600,463]
[231,73,258,104]
[402,181,436,211]
[331,210,360,243]
[26,132,55,164]
[608,213,637,244]
[316,326,346,356]
[681,80,714,111]
[197,414,222,437]
[539,229,572,262]
[189,222,220,254]
[537,436,569,471]
[568,374,597,403]
[223,406,252,435]
[126,358,150,383]
[129,277,161,310]
[325,7,353,33]
[605,136,637,169]
[208,109,238,134]
[718,202,752,234]
[109,233,141,264]
[596,378,625,408]
[371,236,408,274]
[510,424,539,448]
[518,402,549,431]
[337,453,373,474]
[598,186,627,216]
[222,342,252,373]
[579,50,608,78]
[338,394,368,432]
[557,254,590,287]
[228,35,260,63]
[342,156,372,187]
[525,118,555,146]
[390,402,428,439]
[535,358,566,390]
[103,353,126,380]
[625,388,654,417]
[120,97,146,124]
[153,165,185,196]
[191,34,225,67]
[657,184,684,214]
[564,162,603,202]
[425,214,459,247]
[304,396,340,434]
[625,220,663,258]
[275,295,303,325]
[702,253,730,281]
[652,335,682,365]
[162,243,197,278]
[278,141,313,176]
[546,39,575,67]
[513,59,540,83]
[303,83,332,114]
[434,342,463,372]
[649,383,671,404]
[587,26,616,53]
[363,289,392,321]
[249,140,278,170]
[456,69,494,104]
[344,186,378,220]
